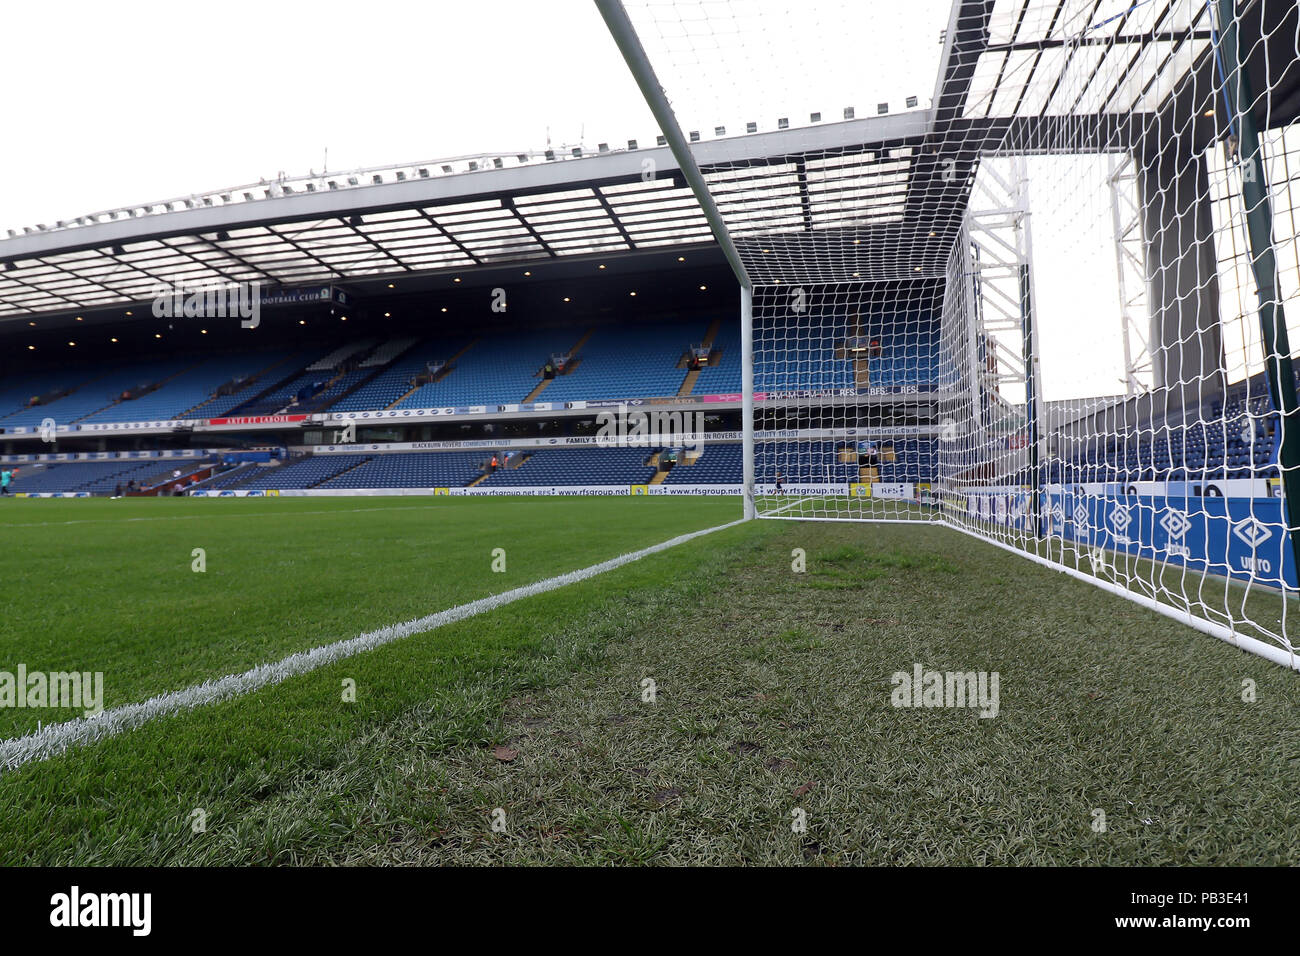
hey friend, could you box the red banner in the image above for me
[205,415,308,426]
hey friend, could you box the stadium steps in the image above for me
[521,327,595,403]
[269,365,371,416]
[71,362,203,423]
[292,369,346,407]
[222,463,282,490]
[847,324,872,387]
[188,462,254,490]
[142,462,208,493]
[521,380,549,403]
[470,451,527,486]
[466,451,529,486]
[87,462,172,494]
[385,339,480,409]
[651,447,701,484]
[646,451,670,484]
[223,356,330,417]
[312,456,369,488]
[310,364,391,414]
[677,318,723,396]
[179,354,302,419]
[854,358,871,387]
[307,340,376,372]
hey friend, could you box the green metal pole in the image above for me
[1020,262,1042,538]
[1213,0,1300,585]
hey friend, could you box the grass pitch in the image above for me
[1,495,1299,864]
[0,495,733,739]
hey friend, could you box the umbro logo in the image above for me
[1110,505,1132,533]
[1232,517,1273,548]
[1159,510,1191,540]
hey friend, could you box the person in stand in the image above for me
[172,481,185,497]
[114,482,124,498]
[489,454,499,474]
[775,470,784,494]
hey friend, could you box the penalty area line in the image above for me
[0,516,747,774]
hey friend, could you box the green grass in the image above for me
[0,495,734,738]
[1,496,1299,865]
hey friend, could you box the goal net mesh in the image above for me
[611,0,1300,664]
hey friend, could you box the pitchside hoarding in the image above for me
[958,486,1297,590]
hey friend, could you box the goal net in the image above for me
[599,0,1300,668]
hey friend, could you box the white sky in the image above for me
[0,0,1149,403]
[0,0,677,227]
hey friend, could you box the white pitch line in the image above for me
[0,517,746,774]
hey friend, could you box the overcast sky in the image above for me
[0,0,664,226]
[0,0,1203,404]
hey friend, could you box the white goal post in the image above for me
[598,0,1300,670]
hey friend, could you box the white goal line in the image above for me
[941,519,1300,673]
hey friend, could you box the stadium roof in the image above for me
[0,110,931,322]
[960,0,1214,120]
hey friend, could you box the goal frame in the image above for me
[596,0,1300,671]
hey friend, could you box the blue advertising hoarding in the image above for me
[958,490,1296,590]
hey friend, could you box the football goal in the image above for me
[597,0,1300,670]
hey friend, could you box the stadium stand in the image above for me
[868,328,940,390]
[695,324,742,394]
[478,447,658,486]
[662,443,743,483]
[240,454,372,490]
[1053,376,1284,484]
[540,321,704,402]
[394,329,581,408]
[223,351,348,416]
[751,439,935,484]
[10,457,205,494]
[331,336,472,411]
[193,350,323,418]
[307,340,377,371]
[753,322,854,395]
[317,452,487,489]
[0,370,96,421]
[290,368,377,413]
[189,464,258,491]
[2,314,939,423]
[1,313,948,497]
[79,353,292,423]
[0,359,194,427]
[357,337,419,368]
[877,439,938,483]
